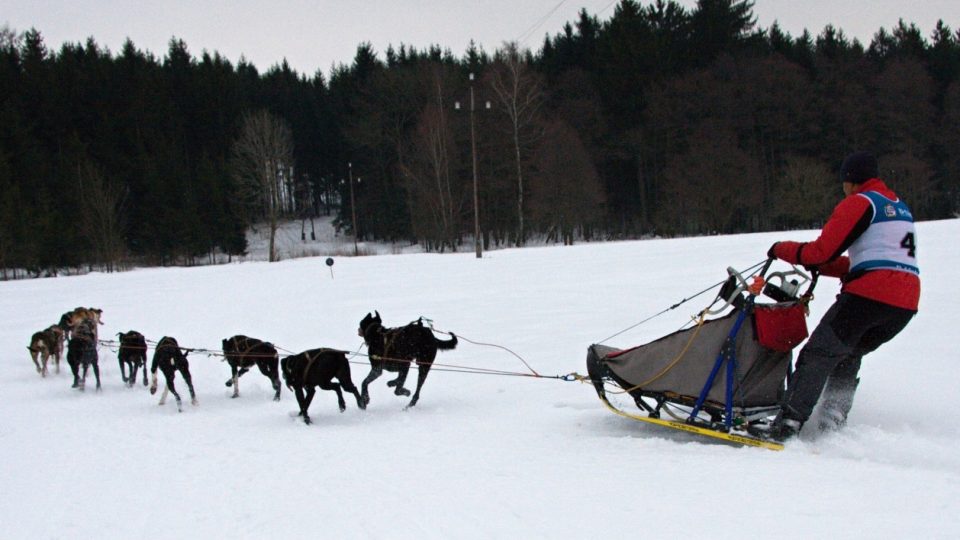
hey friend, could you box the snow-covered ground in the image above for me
[2,219,958,539]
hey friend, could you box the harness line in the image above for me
[596,258,767,345]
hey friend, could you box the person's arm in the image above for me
[772,194,873,274]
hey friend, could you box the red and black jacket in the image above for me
[772,178,920,311]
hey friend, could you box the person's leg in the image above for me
[817,355,862,431]
[779,297,857,425]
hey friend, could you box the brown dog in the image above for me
[58,307,104,341]
[28,325,65,377]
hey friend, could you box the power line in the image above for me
[516,0,570,45]
[515,0,620,47]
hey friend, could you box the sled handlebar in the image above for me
[701,265,757,315]
[702,259,812,316]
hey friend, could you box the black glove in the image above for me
[767,242,779,259]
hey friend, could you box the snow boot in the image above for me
[817,377,859,432]
[748,415,803,443]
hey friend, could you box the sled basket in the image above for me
[753,302,808,352]
[587,305,793,410]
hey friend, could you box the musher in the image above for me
[751,151,920,442]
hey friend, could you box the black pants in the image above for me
[781,293,914,423]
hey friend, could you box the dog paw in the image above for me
[395,388,411,397]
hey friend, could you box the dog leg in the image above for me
[271,376,281,401]
[141,359,149,386]
[40,351,49,377]
[29,348,41,375]
[319,380,346,412]
[92,361,101,391]
[225,366,249,387]
[228,363,240,397]
[293,387,309,422]
[258,361,282,401]
[407,364,432,408]
[298,387,317,425]
[165,378,183,412]
[361,366,383,406]
[391,365,412,397]
[79,363,89,391]
[180,367,198,406]
[339,374,366,411]
[119,357,128,384]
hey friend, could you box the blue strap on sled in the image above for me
[687,260,772,430]
[687,297,754,429]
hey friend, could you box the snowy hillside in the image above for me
[2,220,958,539]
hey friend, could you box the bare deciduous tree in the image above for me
[399,65,462,252]
[77,160,127,272]
[490,41,544,246]
[231,109,294,262]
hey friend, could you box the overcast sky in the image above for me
[3,1,959,76]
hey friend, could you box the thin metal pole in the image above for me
[469,73,482,259]
[348,162,358,256]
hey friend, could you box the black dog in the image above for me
[280,348,365,425]
[67,320,101,391]
[358,311,457,408]
[117,331,149,387]
[149,336,197,412]
[221,335,282,401]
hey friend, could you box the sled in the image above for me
[586,259,818,451]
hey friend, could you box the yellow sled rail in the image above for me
[598,394,784,451]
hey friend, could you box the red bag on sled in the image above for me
[753,303,808,352]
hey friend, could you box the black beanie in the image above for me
[840,151,879,184]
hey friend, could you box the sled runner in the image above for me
[586,259,818,451]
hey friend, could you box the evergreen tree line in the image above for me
[2,0,959,277]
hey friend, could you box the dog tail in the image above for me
[436,333,458,350]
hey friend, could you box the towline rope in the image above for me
[97,334,578,383]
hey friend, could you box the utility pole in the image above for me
[348,162,358,256]
[456,72,490,259]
